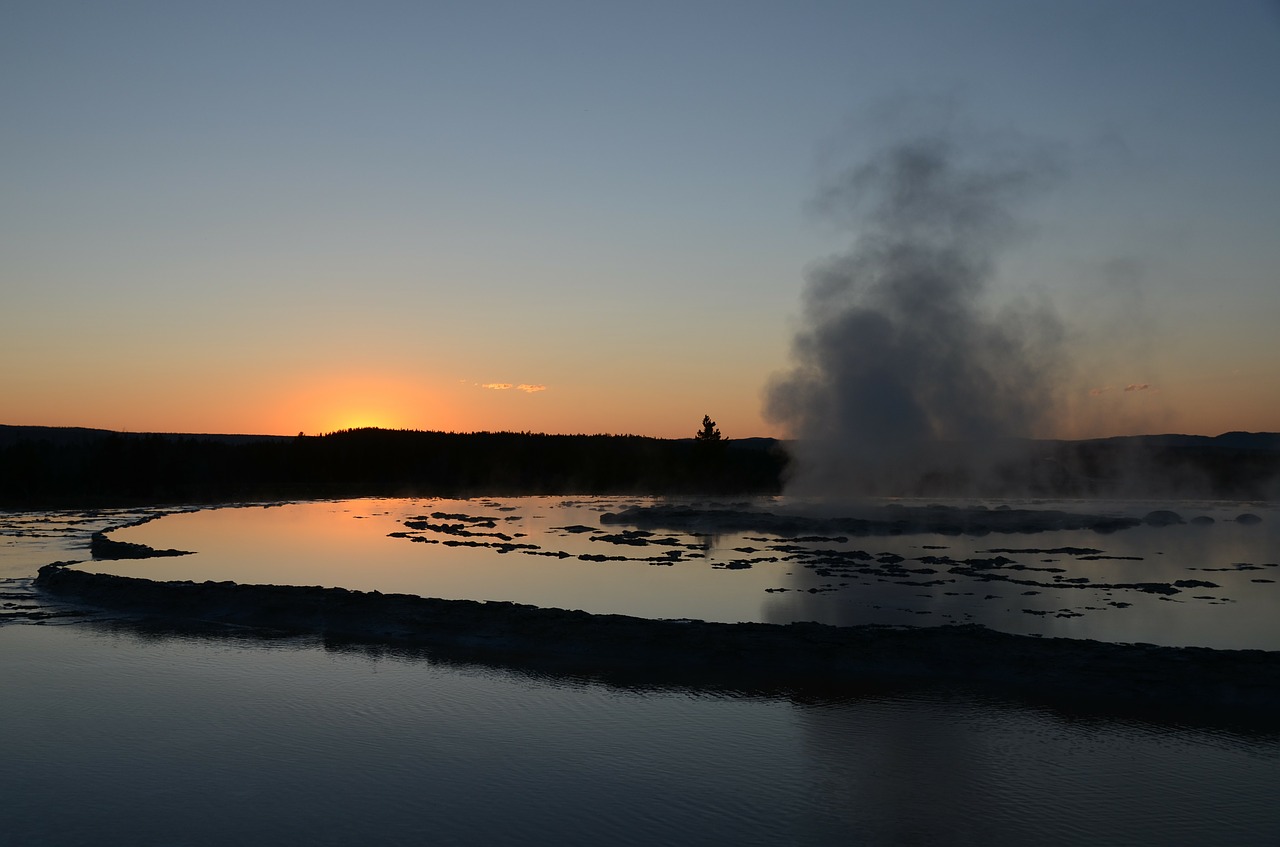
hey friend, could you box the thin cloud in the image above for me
[477,382,547,393]
[1088,386,1114,397]
[1124,383,1152,392]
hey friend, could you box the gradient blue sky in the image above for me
[3,1,1278,438]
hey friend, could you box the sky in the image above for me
[3,1,1278,440]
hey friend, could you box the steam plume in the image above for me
[765,133,1067,496]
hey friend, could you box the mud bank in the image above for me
[34,562,1280,721]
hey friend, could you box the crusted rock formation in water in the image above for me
[599,503,1145,536]
[35,560,1280,724]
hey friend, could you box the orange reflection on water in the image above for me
[108,501,421,590]
[92,496,1280,648]
[101,498,790,622]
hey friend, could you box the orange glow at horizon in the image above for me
[264,372,462,436]
[4,357,1275,441]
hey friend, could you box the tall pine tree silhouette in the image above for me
[695,415,722,442]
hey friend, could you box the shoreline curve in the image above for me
[34,561,1280,725]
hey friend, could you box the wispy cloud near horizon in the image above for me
[479,382,548,393]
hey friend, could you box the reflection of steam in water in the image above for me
[789,691,1280,845]
[747,500,1280,648]
[792,695,998,844]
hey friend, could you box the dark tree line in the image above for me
[2,425,1274,508]
[0,428,789,508]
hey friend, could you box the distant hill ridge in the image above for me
[0,425,788,507]
[3,424,1276,451]
[0,425,293,447]
[1073,431,1280,451]
[2,425,1277,507]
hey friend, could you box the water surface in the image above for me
[3,623,1278,847]
[96,496,1280,649]
[3,502,1279,845]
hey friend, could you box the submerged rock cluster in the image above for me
[599,503,1148,536]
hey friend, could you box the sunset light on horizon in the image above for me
[6,7,1280,835]
[3,2,1278,442]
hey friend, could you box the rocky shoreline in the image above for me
[34,561,1280,723]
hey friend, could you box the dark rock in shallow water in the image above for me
[600,504,1143,537]
[1190,516,1215,526]
[1236,513,1263,525]
[33,562,1280,724]
[89,531,191,560]
[984,546,1104,556]
[1142,510,1184,527]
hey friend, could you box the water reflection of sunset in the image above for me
[104,498,797,623]
[98,497,1280,650]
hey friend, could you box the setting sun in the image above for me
[5,5,1280,843]
[267,372,450,436]
[321,413,404,434]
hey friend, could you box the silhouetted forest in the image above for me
[2,425,1277,509]
[0,427,787,508]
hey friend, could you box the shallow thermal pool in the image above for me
[88,495,1280,650]
[3,500,1280,846]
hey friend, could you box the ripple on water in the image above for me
[2,624,1279,846]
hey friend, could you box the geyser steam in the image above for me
[765,133,1067,496]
